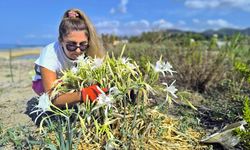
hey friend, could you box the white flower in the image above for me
[75,54,87,62]
[162,80,178,98]
[33,93,51,112]
[154,60,176,76]
[127,63,136,70]
[87,115,91,124]
[121,57,136,69]
[239,124,246,131]
[121,57,130,64]
[92,58,104,69]
[239,120,247,131]
[71,66,78,74]
[95,86,114,118]
[30,93,51,123]
[97,93,112,106]
[165,61,175,75]
[95,86,112,107]
[109,87,120,96]
[74,54,89,66]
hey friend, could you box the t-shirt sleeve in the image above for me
[35,44,58,72]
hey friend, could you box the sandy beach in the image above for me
[0,48,40,59]
[0,49,40,129]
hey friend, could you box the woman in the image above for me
[32,8,107,107]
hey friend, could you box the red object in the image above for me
[81,85,108,102]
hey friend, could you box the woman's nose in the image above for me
[75,47,82,53]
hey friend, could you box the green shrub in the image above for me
[234,61,250,84]
[167,42,230,93]
[236,96,250,148]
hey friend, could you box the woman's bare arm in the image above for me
[40,66,81,107]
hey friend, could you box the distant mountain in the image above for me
[202,28,240,37]
[242,28,250,35]
[165,29,184,34]
[202,27,250,37]
[165,28,250,37]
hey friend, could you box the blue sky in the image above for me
[0,0,250,45]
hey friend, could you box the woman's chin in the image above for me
[69,55,78,60]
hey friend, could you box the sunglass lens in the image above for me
[79,45,89,51]
[66,43,89,51]
[66,44,77,51]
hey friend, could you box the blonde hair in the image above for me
[58,8,105,58]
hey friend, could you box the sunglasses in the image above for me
[65,42,89,52]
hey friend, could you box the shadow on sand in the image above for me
[25,97,55,126]
[25,97,79,127]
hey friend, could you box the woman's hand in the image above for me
[81,85,108,102]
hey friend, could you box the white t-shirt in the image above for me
[33,41,75,81]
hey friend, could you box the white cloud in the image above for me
[119,0,128,13]
[95,21,120,28]
[190,18,239,31]
[206,19,237,28]
[152,19,174,30]
[178,20,186,25]
[95,21,120,35]
[125,20,150,29]
[185,0,250,11]
[95,18,240,36]
[192,18,200,24]
[110,8,115,14]
[185,0,220,9]
[95,19,175,35]
[110,0,129,14]
[124,20,151,35]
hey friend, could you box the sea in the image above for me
[0,44,44,59]
[0,44,44,51]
